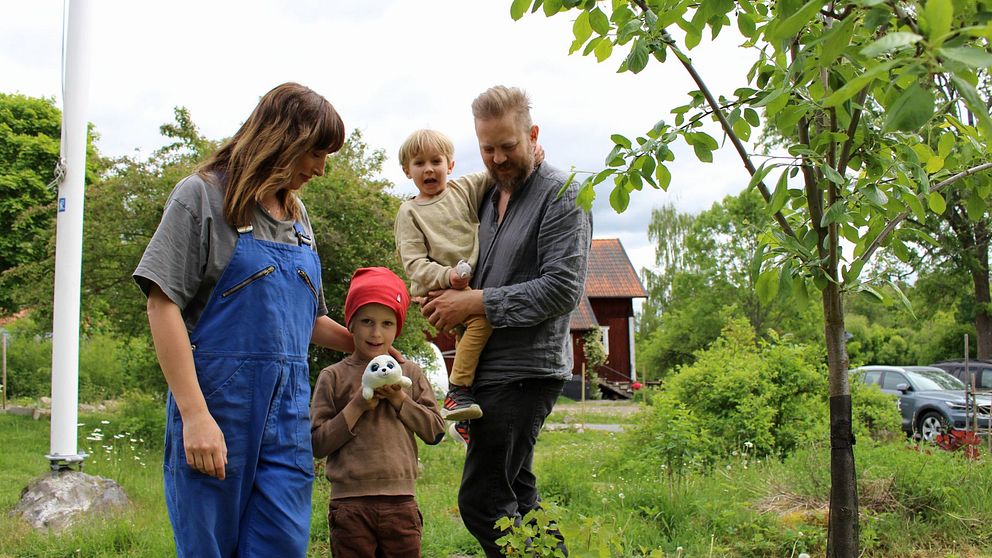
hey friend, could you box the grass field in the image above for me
[3,402,992,557]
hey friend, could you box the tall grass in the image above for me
[3,410,992,557]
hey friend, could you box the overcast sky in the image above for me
[2,0,758,277]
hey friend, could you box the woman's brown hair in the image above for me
[198,82,345,227]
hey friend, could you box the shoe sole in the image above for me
[441,404,483,421]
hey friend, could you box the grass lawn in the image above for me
[3,402,992,557]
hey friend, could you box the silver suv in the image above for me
[851,365,992,442]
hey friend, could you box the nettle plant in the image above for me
[511,0,991,556]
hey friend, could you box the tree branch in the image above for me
[630,0,797,239]
[859,162,992,264]
[836,87,868,179]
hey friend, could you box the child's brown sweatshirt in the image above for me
[310,354,445,499]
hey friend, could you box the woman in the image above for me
[135,83,353,557]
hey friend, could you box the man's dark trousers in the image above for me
[457,378,566,557]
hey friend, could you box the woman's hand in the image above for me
[182,409,228,480]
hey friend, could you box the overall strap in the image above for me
[293,223,313,247]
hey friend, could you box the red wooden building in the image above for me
[567,239,648,397]
[428,238,647,397]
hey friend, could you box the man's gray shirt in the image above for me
[471,162,592,386]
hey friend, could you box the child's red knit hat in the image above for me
[344,267,411,335]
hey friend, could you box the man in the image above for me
[421,85,592,557]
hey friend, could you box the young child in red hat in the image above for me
[310,267,445,557]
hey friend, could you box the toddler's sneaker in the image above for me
[448,420,470,446]
[442,384,483,421]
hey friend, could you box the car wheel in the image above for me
[917,412,947,442]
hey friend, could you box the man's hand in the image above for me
[182,410,228,480]
[421,288,484,333]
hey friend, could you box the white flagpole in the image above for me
[48,0,91,469]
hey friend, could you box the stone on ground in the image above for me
[14,470,128,531]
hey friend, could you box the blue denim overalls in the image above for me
[164,223,320,557]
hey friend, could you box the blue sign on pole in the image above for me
[58,198,66,212]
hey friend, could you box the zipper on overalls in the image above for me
[297,269,318,301]
[222,265,276,297]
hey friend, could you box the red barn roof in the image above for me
[585,238,648,298]
[569,238,647,331]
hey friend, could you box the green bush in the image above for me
[2,317,52,399]
[662,317,828,457]
[116,390,167,448]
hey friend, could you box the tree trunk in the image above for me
[972,236,992,360]
[823,281,858,558]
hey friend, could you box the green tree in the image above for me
[638,192,822,377]
[0,93,102,313]
[513,0,992,554]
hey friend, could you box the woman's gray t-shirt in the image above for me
[133,173,328,333]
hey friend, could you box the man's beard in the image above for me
[487,149,535,193]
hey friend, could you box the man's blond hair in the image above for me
[471,85,532,131]
[398,129,455,171]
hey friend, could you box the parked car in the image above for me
[851,365,992,442]
[929,359,992,392]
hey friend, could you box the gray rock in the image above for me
[13,471,129,531]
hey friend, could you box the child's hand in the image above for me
[352,387,379,412]
[533,142,546,165]
[449,268,470,290]
[374,384,407,411]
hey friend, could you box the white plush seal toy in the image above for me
[361,354,411,400]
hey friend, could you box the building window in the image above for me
[600,326,610,356]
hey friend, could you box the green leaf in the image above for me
[756,268,780,304]
[693,143,713,163]
[511,0,532,21]
[543,0,563,16]
[923,0,953,46]
[610,182,630,212]
[572,11,593,45]
[937,132,955,158]
[883,83,935,132]
[844,259,866,284]
[859,32,922,58]
[768,169,790,215]
[655,164,671,189]
[589,8,610,34]
[950,75,992,135]
[822,60,897,107]
[820,17,855,64]
[821,163,847,185]
[863,185,888,206]
[905,192,926,221]
[610,134,632,149]
[888,280,917,319]
[966,192,986,220]
[939,47,992,68]
[626,39,649,73]
[820,200,848,227]
[928,191,947,213]
[747,163,777,192]
[594,38,614,62]
[766,0,822,42]
[737,12,756,37]
[744,108,760,127]
[859,284,885,302]
[576,179,596,210]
